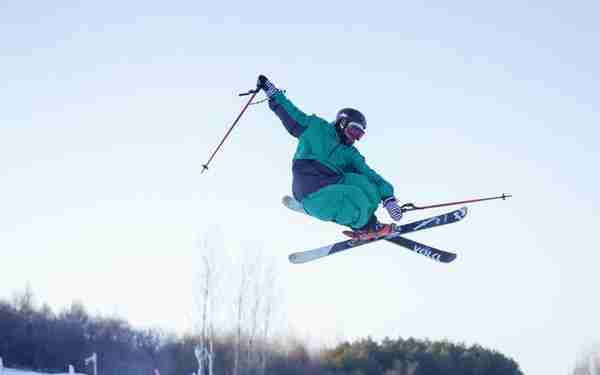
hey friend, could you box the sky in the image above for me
[1,1,599,374]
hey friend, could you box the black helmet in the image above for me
[336,108,366,144]
[336,108,367,129]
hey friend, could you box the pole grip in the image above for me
[239,88,259,96]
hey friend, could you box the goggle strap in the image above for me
[347,122,366,132]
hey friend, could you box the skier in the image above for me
[256,75,404,240]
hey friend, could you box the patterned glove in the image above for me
[257,74,279,98]
[383,197,403,222]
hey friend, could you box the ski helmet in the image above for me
[336,108,366,143]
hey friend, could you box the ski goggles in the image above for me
[344,122,366,141]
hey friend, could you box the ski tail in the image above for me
[282,195,305,214]
[289,244,333,264]
[386,236,457,263]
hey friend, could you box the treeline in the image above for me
[322,337,523,375]
[0,290,172,375]
[0,289,523,375]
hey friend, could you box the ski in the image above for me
[385,236,457,263]
[284,195,466,264]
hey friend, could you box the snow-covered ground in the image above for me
[1,367,85,375]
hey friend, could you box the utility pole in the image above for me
[85,353,97,375]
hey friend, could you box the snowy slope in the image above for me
[2,368,85,375]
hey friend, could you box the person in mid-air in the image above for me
[257,75,403,240]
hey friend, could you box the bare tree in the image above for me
[233,250,251,375]
[11,283,36,313]
[193,231,283,375]
[235,247,282,375]
[257,257,280,375]
[193,230,224,375]
[246,251,264,372]
[572,348,600,375]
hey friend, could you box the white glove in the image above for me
[383,197,403,221]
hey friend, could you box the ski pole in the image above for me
[201,88,260,174]
[400,193,512,212]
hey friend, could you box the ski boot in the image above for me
[342,222,394,241]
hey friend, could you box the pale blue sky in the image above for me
[2,1,599,374]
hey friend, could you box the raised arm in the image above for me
[257,75,310,138]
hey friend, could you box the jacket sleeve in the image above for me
[349,148,395,201]
[268,91,311,138]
